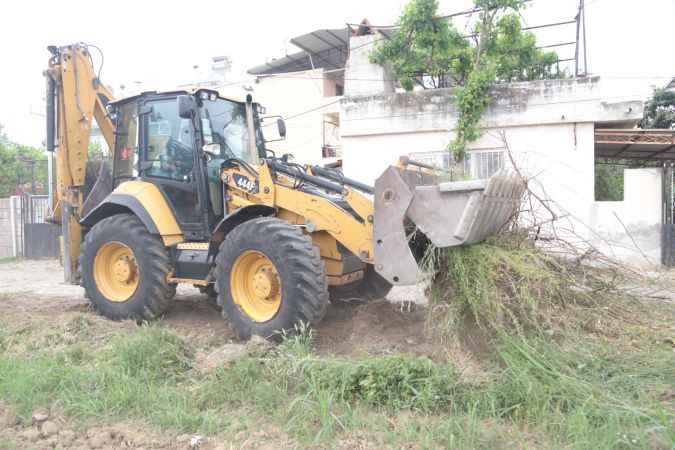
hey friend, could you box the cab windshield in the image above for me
[199,98,262,163]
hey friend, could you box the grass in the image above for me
[0,237,673,448]
[0,319,672,448]
[429,234,638,337]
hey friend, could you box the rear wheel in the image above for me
[215,217,329,340]
[80,214,175,320]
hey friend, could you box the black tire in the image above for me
[215,217,329,340]
[198,284,220,309]
[80,213,175,320]
[329,264,393,303]
[198,283,218,299]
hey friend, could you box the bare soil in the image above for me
[0,259,451,359]
[0,401,297,450]
[0,259,458,449]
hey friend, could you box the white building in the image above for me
[340,32,673,268]
[243,24,673,268]
[246,28,350,166]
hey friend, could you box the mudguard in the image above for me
[80,181,184,246]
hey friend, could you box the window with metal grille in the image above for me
[463,149,505,179]
[409,148,505,180]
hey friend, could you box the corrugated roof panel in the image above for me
[247,51,312,75]
[248,28,350,75]
[291,28,349,55]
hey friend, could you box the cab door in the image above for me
[139,97,208,240]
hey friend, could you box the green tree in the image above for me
[0,124,48,197]
[370,0,472,90]
[371,0,560,160]
[88,140,107,160]
[594,160,624,201]
[640,88,675,129]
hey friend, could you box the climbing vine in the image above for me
[371,0,560,161]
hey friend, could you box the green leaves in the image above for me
[489,14,560,82]
[371,0,562,161]
[370,0,472,90]
[0,125,48,197]
[641,88,675,129]
[451,65,497,160]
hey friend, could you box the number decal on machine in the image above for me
[232,173,259,194]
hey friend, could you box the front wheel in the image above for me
[80,214,175,320]
[215,217,329,340]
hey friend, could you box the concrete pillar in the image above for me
[344,34,395,97]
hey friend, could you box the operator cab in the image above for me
[108,89,268,240]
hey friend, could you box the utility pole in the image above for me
[17,156,37,194]
[582,0,588,76]
[574,0,581,77]
[575,0,588,77]
[30,160,36,194]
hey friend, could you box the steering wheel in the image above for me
[166,138,194,175]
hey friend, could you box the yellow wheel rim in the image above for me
[93,242,139,303]
[230,250,282,322]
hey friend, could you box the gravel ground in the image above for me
[0,259,195,299]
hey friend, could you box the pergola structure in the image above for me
[595,128,675,266]
[595,129,675,162]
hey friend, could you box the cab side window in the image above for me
[113,102,138,185]
[144,100,195,181]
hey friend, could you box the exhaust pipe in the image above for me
[46,72,56,152]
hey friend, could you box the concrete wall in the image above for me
[340,78,638,186]
[590,169,663,266]
[339,74,661,267]
[0,197,20,258]
[249,69,341,166]
[344,34,395,97]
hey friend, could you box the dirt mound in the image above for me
[314,299,438,359]
[0,404,173,449]
[161,292,235,347]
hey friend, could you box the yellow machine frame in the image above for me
[46,44,374,287]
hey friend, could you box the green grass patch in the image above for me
[429,234,642,337]
[0,323,672,448]
[481,335,674,448]
[0,240,673,450]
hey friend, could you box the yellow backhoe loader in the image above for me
[45,43,525,339]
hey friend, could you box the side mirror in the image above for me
[277,118,287,139]
[177,95,195,119]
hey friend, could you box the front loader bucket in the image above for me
[373,167,526,285]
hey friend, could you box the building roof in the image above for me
[248,28,350,75]
[595,128,675,161]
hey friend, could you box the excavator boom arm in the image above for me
[45,43,115,282]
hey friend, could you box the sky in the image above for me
[0,0,673,148]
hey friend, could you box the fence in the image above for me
[21,195,60,259]
[359,0,588,90]
[0,195,60,259]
